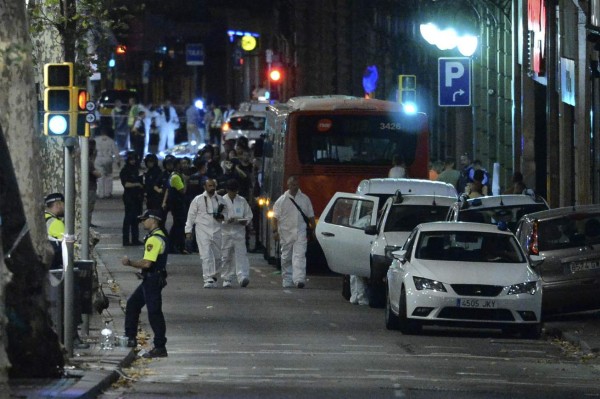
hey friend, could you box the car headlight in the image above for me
[413,276,447,292]
[507,281,538,295]
[385,245,402,260]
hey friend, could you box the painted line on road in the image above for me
[274,368,320,371]
[342,344,384,348]
[367,369,409,373]
[456,372,501,377]
[329,323,338,328]
[313,310,321,315]
[346,336,357,341]
[255,343,300,347]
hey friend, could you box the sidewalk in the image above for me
[9,179,600,397]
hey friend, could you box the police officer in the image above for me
[44,193,65,270]
[166,158,187,253]
[44,192,90,349]
[143,154,164,210]
[122,209,169,358]
[120,151,144,246]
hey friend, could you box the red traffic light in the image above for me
[269,68,282,82]
[77,89,89,111]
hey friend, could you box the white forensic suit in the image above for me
[185,191,226,286]
[155,104,179,152]
[272,189,314,287]
[221,194,253,286]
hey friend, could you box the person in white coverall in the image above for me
[185,178,227,288]
[272,176,315,289]
[221,179,253,288]
[155,100,179,152]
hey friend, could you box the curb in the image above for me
[57,349,136,399]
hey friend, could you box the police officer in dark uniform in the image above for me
[143,154,164,210]
[120,151,144,246]
[122,209,169,358]
[166,158,187,253]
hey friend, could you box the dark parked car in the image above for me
[515,205,600,314]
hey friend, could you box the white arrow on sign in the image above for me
[85,113,96,123]
[85,101,96,111]
[452,89,465,102]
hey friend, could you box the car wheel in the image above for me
[520,323,542,339]
[385,287,400,330]
[398,286,421,335]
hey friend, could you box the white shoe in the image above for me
[223,281,232,288]
[282,281,294,288]
[203,281,216,288]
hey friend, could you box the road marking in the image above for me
[366,369,409,373]
[346,336,357,341]
[342,344,384,348]
[274,368,320,371]
[313,310,321,315]
[456,372,501,377]
[329,323,338,328]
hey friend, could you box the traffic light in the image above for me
[398,74,417,105]
[74,89,91,137]
[269,68,282,83]
[43,63,74,136]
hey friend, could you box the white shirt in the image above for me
[273,189,314,236]
[185,192,226,235]
[388,166,406,178]
[222,194,253,236]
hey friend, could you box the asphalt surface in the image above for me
[8,181,600,398]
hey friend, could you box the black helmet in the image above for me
[144,153,158,164]
[126,150,138,161]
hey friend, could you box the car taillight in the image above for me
[221,122,230,133]
[528,221,539,255]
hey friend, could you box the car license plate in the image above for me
[569,259,600,273]
[457,298,497,308]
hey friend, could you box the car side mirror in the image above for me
[392,249,407,263]
[529,254,544,268]
[364,225,378,235]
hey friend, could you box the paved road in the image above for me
[91,196,600,399]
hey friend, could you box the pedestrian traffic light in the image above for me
[43,63,74,136]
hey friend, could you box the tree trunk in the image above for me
[0,0,64,378]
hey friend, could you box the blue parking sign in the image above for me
[186,44,204,66]
[438,57,471,107]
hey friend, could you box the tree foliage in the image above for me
[27,0,141,83]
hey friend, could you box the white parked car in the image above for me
[317,178,457,307]
[386,222,543,338]
[221,110,267,143]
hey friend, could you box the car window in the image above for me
[402,228,419,261]
[416,232,525,263]
[458,203,548,232]
[229,116,266,130]
[384,205,449,232]
[538,214,600,251]
[324,197,375,230]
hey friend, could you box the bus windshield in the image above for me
[296,114,420,166]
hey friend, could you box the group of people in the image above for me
[109,97,232,159]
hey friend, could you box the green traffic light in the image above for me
[48,114,69,135]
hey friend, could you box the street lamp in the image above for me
[419,22,478,56]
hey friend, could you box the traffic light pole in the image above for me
[64,137,76,357]
[80,136,90,337]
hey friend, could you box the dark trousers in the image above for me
[125,274,167,348]
[132,135,145,161]
[123,202,142,244]
[209,127,221,148]
[169,207,186,252]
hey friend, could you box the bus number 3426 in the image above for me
[379,123,403,130]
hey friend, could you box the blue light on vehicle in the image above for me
[402,102,417,114]
[108,58,116,68]
[497,221,508,231]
